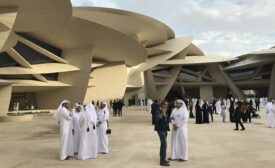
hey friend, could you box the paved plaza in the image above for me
[0,107,275,168]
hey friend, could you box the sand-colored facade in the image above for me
[0,0,274,115]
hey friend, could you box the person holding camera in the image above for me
[154,100,170,166]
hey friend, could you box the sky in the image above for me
[71,0,275,57]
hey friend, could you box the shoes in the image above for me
[178,159,187,162]
[164,160,170,164]
[241,128,245,131]
[168,158,176,161]
[233,129,239,131]
[160,162,170,166]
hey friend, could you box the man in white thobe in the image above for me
[97,102,109,154]
[140,99,144,110]
[147,99,153,113]
[266,100,275,128]
[72,104,82,154]
[215,100,222,114]
[170,100,189,161]
[78,103,98,160]
[56,100,74,160]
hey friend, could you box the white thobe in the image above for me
[140,100,144,110]
[72,112,81,153]
[170,108,189,160]
[216,101,221,114]
[260,98,264,108]
[78,111,98,160]
[266,102,275,128]
[223,99,227,106]
[227,99,230,107]
[59,107,74,160]
[147,99,153,112]
[97,109,109,153]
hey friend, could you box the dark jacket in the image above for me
[117,101,124,110]
[234,105,241,118]
[151,103,160,114]
[154,108,170,132]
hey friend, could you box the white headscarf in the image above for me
[86,103,97,125]
[102,101,109,120]
[53,100,70,124]
[72,103,81,113]
[176,99,189,118]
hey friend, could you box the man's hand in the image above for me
[173,124,179,130]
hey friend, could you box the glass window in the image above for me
[42,73,58,81]
[0,52,20,67]
[14,42,57,64]
[17,33,62,57]
[154,76,166,82]
[0,74,36,80]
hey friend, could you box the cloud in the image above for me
[193,31,275,56]
[71,0,275,56]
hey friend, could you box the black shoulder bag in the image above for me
[104,110,112,135]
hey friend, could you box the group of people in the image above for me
[110,99,124,117]
[53,100,110,160]
[151,99,189,166]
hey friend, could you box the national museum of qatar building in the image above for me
[0,0,274,115]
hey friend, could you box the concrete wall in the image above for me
[0,84,12,116]
[36,47,93,108]
[269,61,275,99]
[123,88,144,106]
[85,63,127,102]
[144,70,158,99]
[217,65,245,99]
[158,65,181,100]
[200,86,214,100]
[213,87,228,98]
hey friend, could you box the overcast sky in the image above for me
[71,0,275,57]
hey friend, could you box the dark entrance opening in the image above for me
[9,92,37,111]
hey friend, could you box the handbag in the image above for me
[103,110,111,134]
[106,120,111,135]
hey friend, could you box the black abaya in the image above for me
[202,103,210,123]
[195,104,203,124]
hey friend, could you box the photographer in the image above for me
[154,100,170,166]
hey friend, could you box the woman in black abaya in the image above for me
[195,100,203,124]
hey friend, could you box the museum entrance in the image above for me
[9,92,37,111]
[166,86,200,100]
